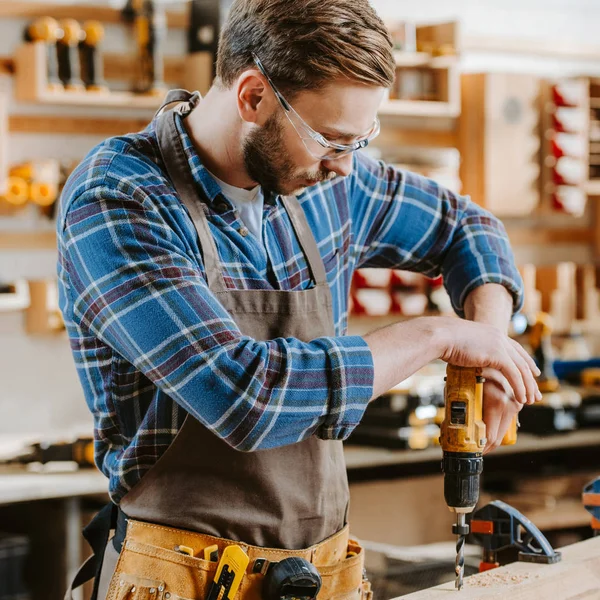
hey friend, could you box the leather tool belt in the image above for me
[106,518,373,600]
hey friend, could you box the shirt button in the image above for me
[239,227,249,237]
[215,201,229,213]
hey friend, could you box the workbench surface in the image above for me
[0,466,107,505]
[393,536,600,599]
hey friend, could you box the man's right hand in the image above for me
[363,316,541,405]
[435,317,541,406]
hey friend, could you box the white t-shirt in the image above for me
[210,172,264,245]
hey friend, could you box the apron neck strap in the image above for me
[155,89,201,119]
[155,99,329,290]
[280,195,328,287]
[156,108,226,290]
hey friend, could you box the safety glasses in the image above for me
[252,53,380,160]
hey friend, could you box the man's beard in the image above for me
[242,113,332,195]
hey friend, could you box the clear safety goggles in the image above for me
[252,53,380,160]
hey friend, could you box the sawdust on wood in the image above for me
[467,571,541,587]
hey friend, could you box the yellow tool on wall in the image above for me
[56,18,85,91]
[24,16,63,91]
[79,20,108,92]
[123,0,166,95]
[440,365,518,590]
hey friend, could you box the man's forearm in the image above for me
[463,283,513,332]
[363,318,443,399]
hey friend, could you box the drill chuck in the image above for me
[442,451,483,511]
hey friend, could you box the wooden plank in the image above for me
[104,54,186,85]
[464,34,600,62]
[0,89,7,197]
[8,115,148,136]
[379,99,459,118]
[394,536,600,599]
[506,226,595,246]
[375,126,458,149]
[0,3,188,28]
[0,231,56,250]
[459,73,486,206]
[2,54,186,84]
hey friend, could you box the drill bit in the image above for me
[455,512,466,590]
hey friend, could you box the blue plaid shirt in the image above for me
[57,113,523,502]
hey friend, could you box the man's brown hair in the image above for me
[216,0,395,96]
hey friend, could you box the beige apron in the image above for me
[92,90,363,599]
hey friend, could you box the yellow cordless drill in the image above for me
[440,365,517,590]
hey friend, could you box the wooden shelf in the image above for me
[379,99,460,118]
[585,180,600,195]
[8,115,149,136]
[590,98,600,109]
[0,231,56,250]
[0,3,187,29]
[15,43,165,110]
[392,52,457,69]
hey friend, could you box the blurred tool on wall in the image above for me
[0,435,95,469]
[123,0,166,95]
[583,477,600,536]
[186,0,233,95]
[23,16,63,92]
[79,20,108,92]
[519,312,582,434]
[56,18,85,91]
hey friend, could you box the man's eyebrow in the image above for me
[319,127,364,140]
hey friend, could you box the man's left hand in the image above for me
[481,367,523,454]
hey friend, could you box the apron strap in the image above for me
[65,502,118,600]
[156,108,226,291]
[280,195,328,287]
[154,88,201,119]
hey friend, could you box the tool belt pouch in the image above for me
[106,520,372,600]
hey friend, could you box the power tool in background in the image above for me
[0,436,95,469]
[582,477,600,536]
[56,18,85,91]
[79,20,108,92]
[439,365,518,590]
[122,0,166,95]
[519,312,582,434]
[529,312,559,393]
[23,17,63,92]
[470,500,561,571]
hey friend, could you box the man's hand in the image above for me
[438,317,541,406]
[481,368,523,453]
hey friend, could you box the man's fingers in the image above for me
[482,382,505,454]
[494,352,528,405]
[508,346,538,405]
[510,338,541,377]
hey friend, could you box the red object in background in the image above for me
[428,275,443,289]
[552,84,581,108]
[353,269,392,289]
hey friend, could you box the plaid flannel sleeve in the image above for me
[60,184,374,450]
[349,152,524,317]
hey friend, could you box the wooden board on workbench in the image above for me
[395,536,600,599]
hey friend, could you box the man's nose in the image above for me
[322,153,353,178]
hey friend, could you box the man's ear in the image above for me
[236,69,276,126]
